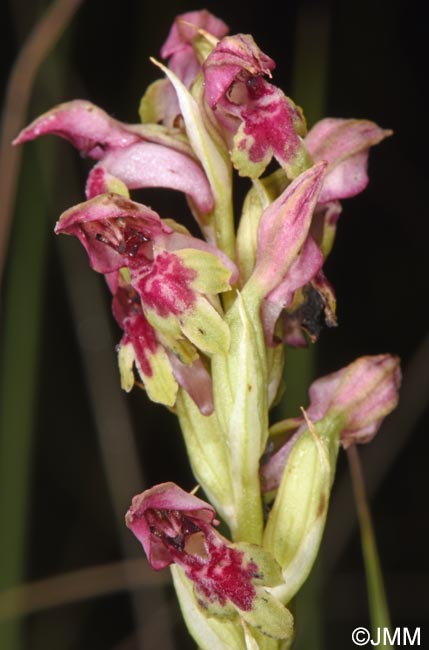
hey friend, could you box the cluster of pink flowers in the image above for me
[15,9,400,648]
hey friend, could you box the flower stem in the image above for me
[347,445,393,642]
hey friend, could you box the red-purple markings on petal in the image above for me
[305,118,392,204]
[87,142,214,212]
[86,167,112,198]
[113,285,158,378]
[55,194,170,274]
[235,79,306,171]
[13,100,140,158]
[133,251,197,318]
[126,482,257,612]
[203,34,308,177]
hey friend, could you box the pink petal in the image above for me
[254,162,327,294]
[87,142,214,212]
[305,118,392,203]
[261,236,324,344]
[14,100,140,159]
[168,354,214,416]
[260,425,304,492]
[161,10,228,59]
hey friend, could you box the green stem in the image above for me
[212,187,236,264]
[347,445,393,645]
[224,289,268,544]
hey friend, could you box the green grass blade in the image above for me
[0,142,50,650]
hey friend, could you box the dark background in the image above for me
[1,0,428,648]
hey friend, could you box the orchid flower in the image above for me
[237,116,391,348]
[126,482,293,641]
[261,354,401,492]
[55,192,237,412]
[306,117,392,258]
[270,118,391,345]
[203,33,311,179]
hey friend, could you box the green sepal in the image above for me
[211,289,267,543]
[193,32,219,64]
[171,566,247,650]
[235,542,284,587]
[267,345,286,408]
[243,624,288,650]
[139,78,168,124]
[117,340,178,407]
[147,315,198,365]
[144,310,194,361]
[117,341,135,393]
[176,389,235,527]
[263,414,343,604]
[175,248,233,294]
[240,591,294,641]
[180,295,231,356]
[145,297,230,361]
[103,174,129,197]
